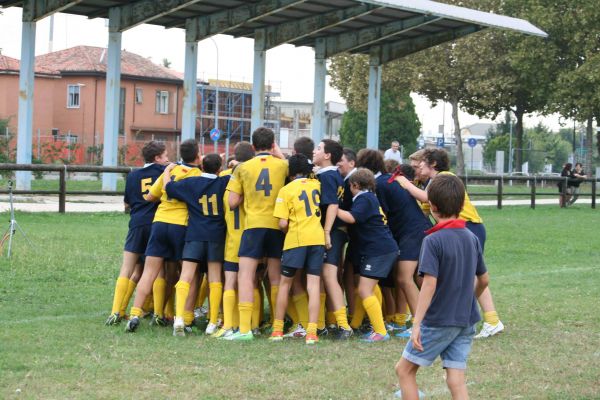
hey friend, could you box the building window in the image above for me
[119,87,126,136]
[155,90,169,114]
[135,88,143,104]
[67,85,80,108]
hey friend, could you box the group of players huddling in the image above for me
[105,127,504,346]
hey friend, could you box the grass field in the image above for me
[0,206,599,399]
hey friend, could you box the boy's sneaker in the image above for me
[194,306,208,319]
[395,327,412,338]
[335,328,354,340]
[360,332,390,343]
[269,331,284,342]
[387,322,404,333]
[173,318,185,337]
[251,328,262,336]
[284,324,306,338]
[125,316,140,333]
[105,312,121,326]
[212,328,228,338]
[215,328,236,339]
[394,389,425,399]
[475,321,504,338]
[305,333,319,345]
[205,322,218,335]
[223,330,254,341]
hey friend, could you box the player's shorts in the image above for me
[379,269,396,288]
[402,324,476,370]
[124,224,152,254]
[359,251,398,280]
[466,222,486,252]
[224,261,239,273]
[345,240,361,272]
[281,245,325,277]
[145,222,186,261]
[182,240,224,263]
[395,230,426,261]
[323,229,348,267]
[238,228,284,259]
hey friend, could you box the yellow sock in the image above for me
[484,311,500,326]
[222,290,236,330]
[232,292,239,329]
[175,281,190,319]
[394,313,407,327]
[183,310,194,326]
[252,288,261,329]
[196,276,208,307]
[326,311,336,326]
[142,294,153,313]
[385,314,394,323]
[165,292,175,319]
[119,278,137,315]
[406,304,411,315]
[209,282,223,324]
[238,302,253,334]
[269,285,279,325]
[293,293,309,328]
[111,277,129,314]
[350,293,365,329]
[306,322,317,336]
[153,278,166,318]
[272,319,284,334]
[318,293,326,329]
[287,297,299,325]
[334,307,351,330]
[363,295,386,336]
[130,306,143,318]
[373,285,383,309]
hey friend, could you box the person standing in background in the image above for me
[384,141,402,163]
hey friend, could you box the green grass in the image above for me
[0,178,126,192]
[0,207,599,399]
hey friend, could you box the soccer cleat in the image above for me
[223,330,254,341]
[317,327,329,337]
[395,327,412,338]
[125,316,140,333]
[194,306,208,319]
[335,328,354,340]
[387,322,405,333]
[475,321,505,339]
[105,312,121,326]
[205,322,218,335]
[284,324,306,338]
[149,315,167,327]
[394,389,426,399]
[360,332,391,343]
[305,333,319,345]
[269,331,284,342]
[251,328,261,336]
[217,328,237,340]
[212,328,231,338]
[173,319,186,337]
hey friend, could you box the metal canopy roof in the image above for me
[1,0,546,63]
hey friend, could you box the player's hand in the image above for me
[395,175,409,188]
[411,324,423,352]
[164,163,176,173]
[324,231,332,250]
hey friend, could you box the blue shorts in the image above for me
[145,222,186,261]
[124,224,152,254]
[182,241,224,263]
[402,324,476,370]
[466,222,486,253]
[345,239,361,269]
[224,261,239,272]
[323,229,348,267]
[396,231,426,261]
[281,245,325,277]
[238,228,284,259]
[359,251,398,279]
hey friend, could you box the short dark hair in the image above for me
[342,148,357,163]
[384,159,400,174]
[201,153,222,174]
[348,168,376,192]
[234,141,255,162]
[399,164,415,181]
[428,174,465,218]
[288,154,312,177]
[180,139,199,163]
[294,136,314,160]
[142,141,166,163]
[423,148,449,172]
[321,139,343,164]
[356,148,385,174]
[252,127,275,151]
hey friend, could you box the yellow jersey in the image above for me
[438,171,483,223]
[149,163,202,226]
[414,179,432,215]
[226,153,288,230]
[274,177,325,250]
[221,168,245,263]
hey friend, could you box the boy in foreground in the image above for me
[395,174,489,399]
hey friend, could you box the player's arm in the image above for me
[162,163,177,188]
[227,166,244,208]
[475,272,489,298]
[229,192,243,209]
[336,209,355,224]
[395,175,428,203]
[411,274,437,352]
[278,218,289,233]
[271,142,286,160]
[323,204,337,249]
[145,173,165,202]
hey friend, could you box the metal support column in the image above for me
[251,33,266,138]
[366,54,382,150]
[15,21,36,190]
[102,8,122,191]
[311,38,327,143]
[181,37,198,141]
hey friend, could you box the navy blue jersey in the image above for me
[165,174,228,243]
[350,191,398,257]
[124,163,165,229]
[375,173,432,239]
[316,167,344,229]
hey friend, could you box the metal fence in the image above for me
[0,163,597,213]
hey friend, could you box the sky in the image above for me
[0,7,565,137]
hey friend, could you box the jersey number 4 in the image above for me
[255,168,273,196]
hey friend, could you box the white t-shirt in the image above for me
[384,148,402,163]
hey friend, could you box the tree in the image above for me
[162,58,172,68]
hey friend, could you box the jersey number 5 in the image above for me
[140,177,153,194]
[255,168,273,196]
